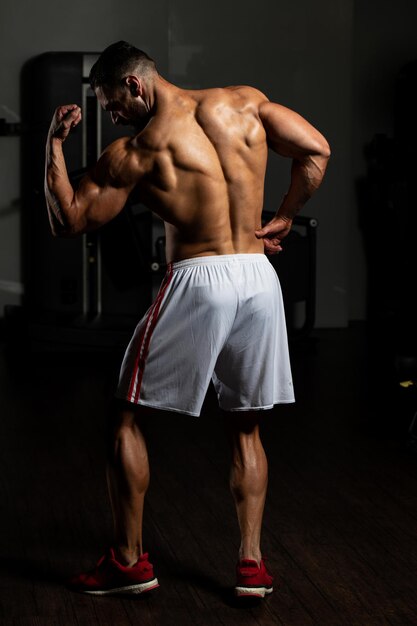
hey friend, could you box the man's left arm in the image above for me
[256,101,331,254]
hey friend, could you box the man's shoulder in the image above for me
[101,135,133,156]
[97,136,144,184]
[197,85,269,108]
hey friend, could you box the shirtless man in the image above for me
[45,41,330,598]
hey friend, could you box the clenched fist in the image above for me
[48,104,82,142]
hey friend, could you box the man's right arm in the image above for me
[45,104,136,237]
[256,101,330,254]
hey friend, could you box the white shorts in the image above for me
[116,253,295,416]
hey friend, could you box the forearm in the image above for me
[277,153,329,221]
[44,136,77,235]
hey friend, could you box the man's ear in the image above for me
[125,75,141,97]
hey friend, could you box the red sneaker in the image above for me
[69,549,159,595]
[235,557,274,598]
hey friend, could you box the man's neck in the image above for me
[150,76,183,113]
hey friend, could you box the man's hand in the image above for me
[255,215,292,255]
[48,104,82,142]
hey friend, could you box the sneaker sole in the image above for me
[235,585,273,598]
[80,577,159,596]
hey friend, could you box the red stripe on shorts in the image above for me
[127,263,174,403]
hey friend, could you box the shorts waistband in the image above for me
[170,254,268,271]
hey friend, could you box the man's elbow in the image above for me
[49,205,87,238]
[51,226,75,238]
[50,217,85,238]
[52,224,86,238]
[315,139,331,179]
[320,138,331,160]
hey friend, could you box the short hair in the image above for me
[89,41,156,90]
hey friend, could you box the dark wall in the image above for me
[351,0,417,320]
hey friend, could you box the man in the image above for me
[45,41,330,598]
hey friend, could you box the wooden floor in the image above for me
[1,324,417,626]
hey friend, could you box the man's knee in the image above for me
[223,410,263,436]
[106,399,148,451]
[107,398,132,427]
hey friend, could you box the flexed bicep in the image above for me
[46,122,141,237]
[72,166,131,233]
[67,138,140,235]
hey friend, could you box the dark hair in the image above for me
[89,41,156,90]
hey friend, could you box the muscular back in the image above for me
[113,86,269,262]
[49,79,328,254]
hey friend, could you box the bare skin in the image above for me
[106,407,149,561]
[45,71,330,568]
[225,412,269,564]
